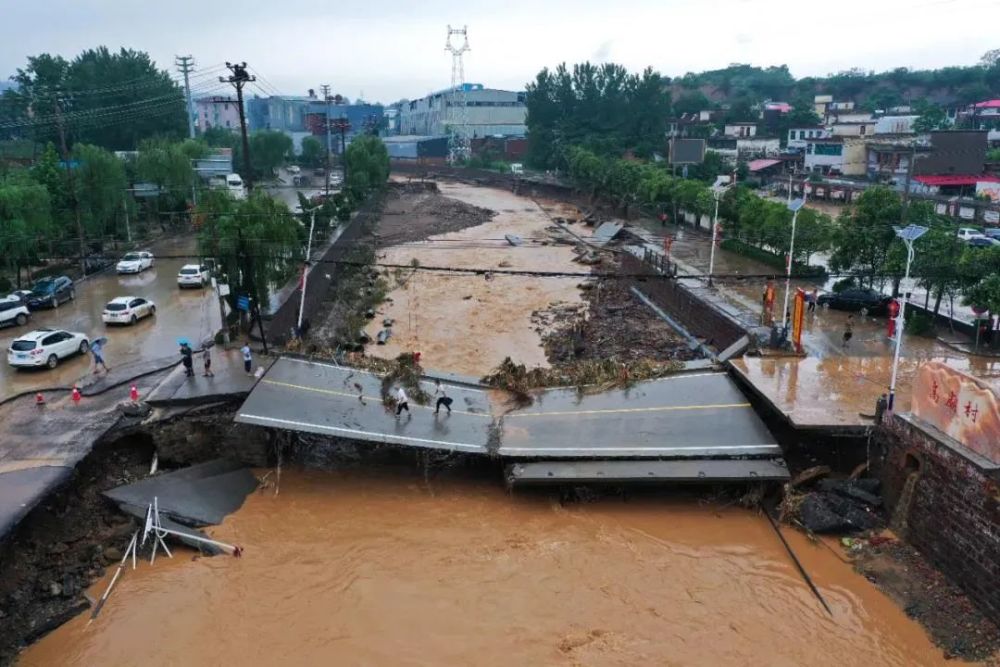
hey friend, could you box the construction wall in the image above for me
[873,416,1000,621]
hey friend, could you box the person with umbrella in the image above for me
[91,336,110,375]
[178,338,194,377]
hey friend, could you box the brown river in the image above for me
[19,466,959,666]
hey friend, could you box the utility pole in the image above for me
[333,117,351,186]
[221,62,255,191]
[321,84,332,196]
[175,55,196,139]
[53,94,87,276]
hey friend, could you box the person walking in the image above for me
[241,343,253,375]
[90,338,110,375]
[433,380,453,415]
[202,347,214,377]
[807,288,818,314]
[395,386,410,418]
[842,314,855,348]
[875,393,888,424]
[179,341,194,377]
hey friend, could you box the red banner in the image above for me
[911,362,1000,465]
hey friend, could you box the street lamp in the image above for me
[887,223,929,412]
[707,181,733,287]
[780,195,807,331]
[297,208,318,334]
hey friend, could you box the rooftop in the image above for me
[973,99,1000,109]
[914,174,1000,187]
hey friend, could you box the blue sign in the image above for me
[236,295,251,312]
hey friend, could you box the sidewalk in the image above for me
[629,218,1000,428]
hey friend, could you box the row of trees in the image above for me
[563,144,1000,318]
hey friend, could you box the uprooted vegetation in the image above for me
[352,352,431,409]
[481,356,684,406]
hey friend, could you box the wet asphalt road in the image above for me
[0,236,220,400]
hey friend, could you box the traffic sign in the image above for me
[236,295,251,312]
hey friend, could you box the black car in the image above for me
[968,236,1000,248]
[817,287,892,314]
[26,276,75,310]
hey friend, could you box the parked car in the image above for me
[116,251,154,274]
[287,165,301,175]
[957,227,985,242]
[0,300,30,328]
[967,236,1000,248]
[6,290,33,304]
[983,228,1000,240]
[102,296,156,325]
[817,288,892,314]
[26,276,75,309]
[177,264,211,288]
[8,329,89,369]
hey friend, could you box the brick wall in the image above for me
[873,415,1000,620]
[622,252,749,352]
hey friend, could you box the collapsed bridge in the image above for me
[235,357,789,485]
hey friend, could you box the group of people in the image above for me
[393,380,453,418]
[177,341,255,378]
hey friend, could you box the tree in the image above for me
[964,274,1000,319]
[344,135,389,197]
[2,47,185,149]
[202,126,238,149]
[829,186,901,287]
[0,171,53,286]
[136,138,196,199]
[299,136,325,168]
[790,208,833,265]
[244,130,292,179]
[72,144,126,241]
[672,92,712,116]
[913,101,949,133]
[197,190,303,320]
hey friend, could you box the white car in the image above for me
[0,300,29,328]
[178,264,211,288]
[8,329,89,369]
[102,296,156,325]
[116,251,154,274]
[5,290,32,303]
[287,165,301,175]
[957,228,985,242]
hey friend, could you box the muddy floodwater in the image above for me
[20,468,962,666]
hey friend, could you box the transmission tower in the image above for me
[445,25,470,163]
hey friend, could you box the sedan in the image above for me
[817,288,893,315]
[8,329,89,369]
[116,251,154,274]
[968,236,1000,248]
[102,296,156,325]
[26,276,75,310]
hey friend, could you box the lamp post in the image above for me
[297,208,317,334]
[887,224,929,412]
[781,194,807,330]
[707,181,733,287]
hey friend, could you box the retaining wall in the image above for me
[873,415,1000,621]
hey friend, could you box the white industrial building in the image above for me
[398,83,526,138]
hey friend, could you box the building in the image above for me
[246,94,384,139]
[915,130,988,177]
[804,137,867,176]
[866,140,928,182]
[398,84,526,139]
[875,115,919,135]
[723,123,757,138]
[787,126,830,149]
[195,96,241,132]
[831,119,876,137]
[383,135,450,165]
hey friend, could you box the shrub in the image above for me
[719,239,828,279]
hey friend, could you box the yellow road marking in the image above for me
[261,379,490,418]
[505,403,752,418]
[263,379,750,419]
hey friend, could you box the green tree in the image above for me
[964,274,1000,319]
[72,143,126,241]
[300,136,325,168]
[913,101,949,133]
[2,47,185,149]
[790,208,833,265]
[201,126,238,149]
[197,190,303,320]
[0,171,53,286]
[829,186,901,287]
[344,135,389,197]
[246,130,293,179]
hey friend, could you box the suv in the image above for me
[957,227,985,242]
[26,276,75,309]
[8,329,89,369]
[0,300,29,328]
[177,264,211,288]
[817,287,892,315]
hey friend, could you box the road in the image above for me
[0,235,220,400]
[236,357,783,460]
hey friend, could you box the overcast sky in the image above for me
[1,0,997,103]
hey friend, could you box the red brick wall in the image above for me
[874,416,1000,620]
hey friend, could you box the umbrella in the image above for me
[93,336,108,347]
[176,337,190,347]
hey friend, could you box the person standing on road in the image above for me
[875,393,888,424]
[395,386,410,418]
[90,339,110,375]
[842,314,855,348]
[433,380,453,415]
[241,343,253,375]
[180,341,194,377]
[203,347,214,377]
[807,289,818,314]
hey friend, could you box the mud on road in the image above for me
[376,181,495,246]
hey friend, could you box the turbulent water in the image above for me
[20,467,958,666]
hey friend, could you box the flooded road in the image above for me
[21,468,960,666]
[0,236,219,400]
